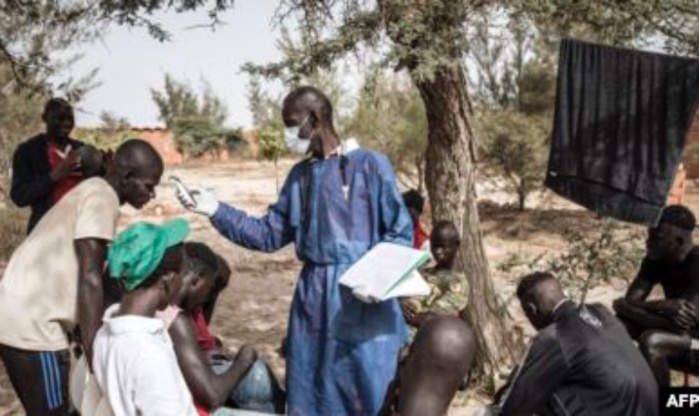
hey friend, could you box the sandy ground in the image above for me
[1,159,699,415]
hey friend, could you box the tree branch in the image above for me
[244,7,383,81]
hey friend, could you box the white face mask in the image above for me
[284,116,311,155]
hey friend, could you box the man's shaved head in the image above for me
[179,242,220,311]
[282,86,334,125]
[107,139,164,209]
[281,86,339,157]
[431,220,461,268]
[431,221,460,243]
[388,316,476,416]
[517,272,566,330]
[113,139,163,174]
[516,272,562,300]
[403,189,424,215]
[647,205,696,262]
[660,205,696,231]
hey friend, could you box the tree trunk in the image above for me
[376,0,524,388]
[0,130,12,196]
[517,187,526,211]
[415,156,425,195]
[414,64,521,388]
[416,68,470,230]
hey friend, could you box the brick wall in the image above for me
[131,127,259,166]
[133,128,185,165]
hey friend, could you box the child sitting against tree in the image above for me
[402,220,468,332]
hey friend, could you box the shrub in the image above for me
[498,218,645,305]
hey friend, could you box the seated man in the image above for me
[176,243,229,356]
[403,189,429,250]
[203,253,232,327]
[170,242,285,414]
[495,272,658,416]
[403,221,468,332]
[379,316,476,416]
[93,219,258,416]
[613,205,699,386]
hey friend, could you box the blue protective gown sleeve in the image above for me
[210,174,295,253]
[374,154,413,247]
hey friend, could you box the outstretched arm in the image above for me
[207,168,299,253]
[75,238,108,369]
[169,313,257,409]
[211,201,294,253]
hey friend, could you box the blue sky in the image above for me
[72,2,285,128]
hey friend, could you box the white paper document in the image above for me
[339,243,431,303]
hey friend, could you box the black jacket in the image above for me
[498,301,658,416]
[10,134,84,233]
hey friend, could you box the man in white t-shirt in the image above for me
[0,139,163,416]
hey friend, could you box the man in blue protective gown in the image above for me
[177,86,413,416]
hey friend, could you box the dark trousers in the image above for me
[0,344,70,416]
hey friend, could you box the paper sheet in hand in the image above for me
[339,243,431,303]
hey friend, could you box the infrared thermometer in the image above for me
[169,175,196,207]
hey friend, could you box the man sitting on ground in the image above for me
[402,221,468,333]
[614,204,699,386]
[494,272,658,416]
[169,242,285,414]
[202,253,232,327]
[186,250,230,357]
[93,219,258,416]
[379,316,476,416]
[0,139,163,416]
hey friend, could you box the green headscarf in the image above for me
[108,218,190,290]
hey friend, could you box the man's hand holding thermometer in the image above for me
[170,176,219,217]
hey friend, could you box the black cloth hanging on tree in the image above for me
[546,38,699,225]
